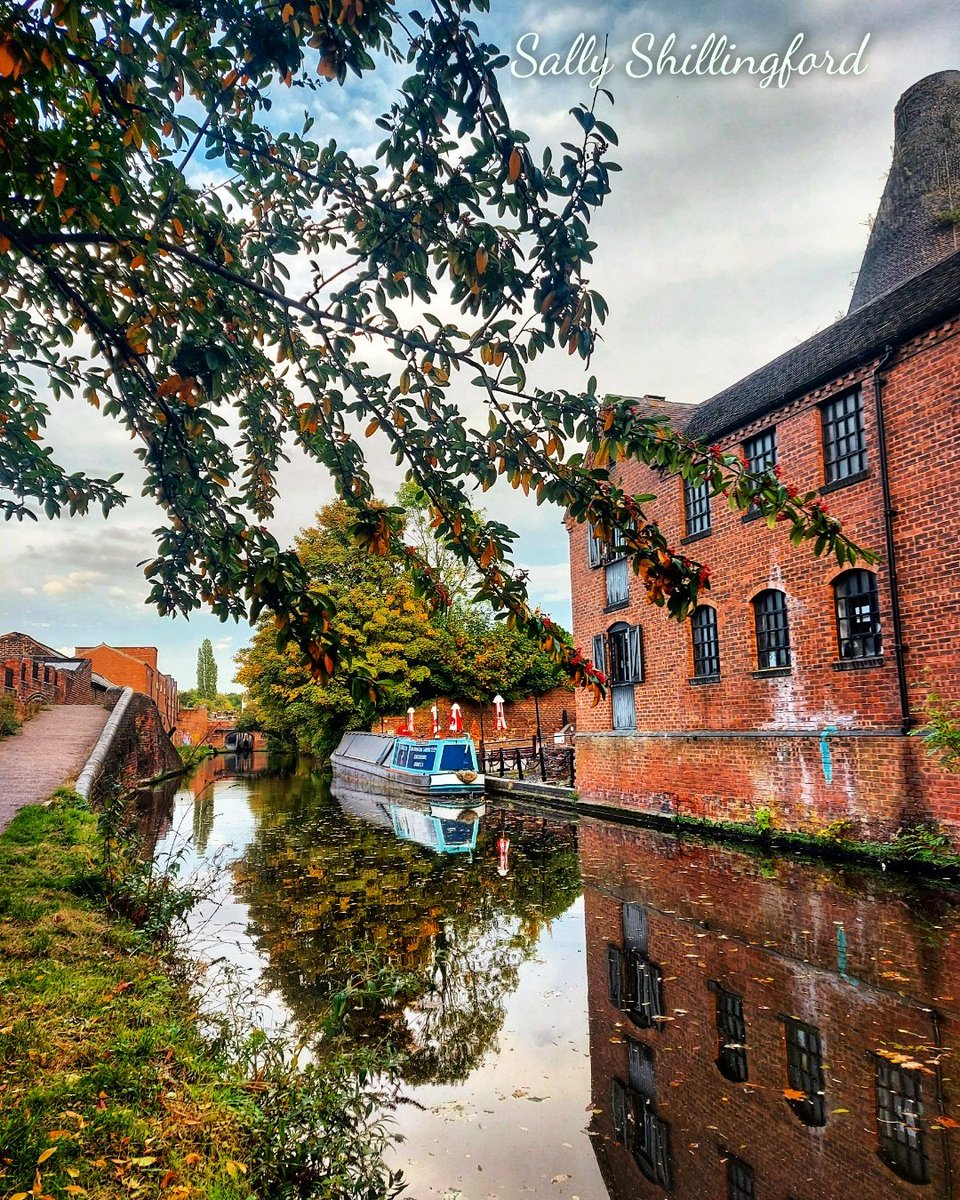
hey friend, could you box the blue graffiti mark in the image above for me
[819,724,838,784]
[837,924,859,987]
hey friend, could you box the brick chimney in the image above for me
[848,70,960,313]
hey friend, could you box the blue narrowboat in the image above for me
[331,731,485,804]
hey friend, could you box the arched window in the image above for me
[691,605,720,679]
[834,570,881,660]
[753,590,791,670]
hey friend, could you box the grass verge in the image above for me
[0,792,406,1200]
[0,797,258,1200]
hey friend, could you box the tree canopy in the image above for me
[195,636,218,698]
[0,0,874,699]
[235,499,568,756]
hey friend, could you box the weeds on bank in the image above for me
[0,792,407,1200]
[0,694,21,738]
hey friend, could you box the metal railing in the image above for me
[479,737,575,788]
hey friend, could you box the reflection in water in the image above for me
[230,773,580,1085]
[581,818,960,1200]
[154,758,960,1199]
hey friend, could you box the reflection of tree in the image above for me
[231,776,581,1085]
[192,793,214,856]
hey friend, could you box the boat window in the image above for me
[393,743,410,767]
[406,744,437,772]
[440,743,474,771]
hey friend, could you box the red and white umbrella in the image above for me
[431,704,439,736]
[493,693,507,733]
[406,706,416,736]
[449,702,463,733]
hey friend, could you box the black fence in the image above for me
[479,737,575,788]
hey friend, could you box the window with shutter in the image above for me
[587,525,603,568]
[607,945,624,1008]
[592,633,606,678]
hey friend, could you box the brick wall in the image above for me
[76,645,179,729]
[174,706,266,751]
[0,633,97,709]
[568,320,960,842]
[581,817,960,1199]
[377,685,575,744]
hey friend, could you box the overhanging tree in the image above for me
[0,0,875,700]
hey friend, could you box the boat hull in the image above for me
[331,731,485,806]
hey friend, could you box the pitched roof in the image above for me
[608,393,696,428]
[685,248,960,444]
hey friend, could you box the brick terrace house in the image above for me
[581,817,960,1200]
[0,630,105,708]
[568,72,960,843]
[74,644,179,729]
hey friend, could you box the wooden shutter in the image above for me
[592,632,606,677]
[587,525,602,568]
[628,625,644,683]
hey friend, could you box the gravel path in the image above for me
[0,705,110,832]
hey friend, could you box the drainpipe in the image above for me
[871,345,911,734]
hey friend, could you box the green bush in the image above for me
[0,694,21,738]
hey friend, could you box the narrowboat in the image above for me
[331,731,485,803]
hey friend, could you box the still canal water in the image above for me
[152,754,960,1199]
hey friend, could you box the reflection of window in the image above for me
[614,1040,671,1190]
[834,570,882,660]
[607,946,624,1008]
[710,982,747,1082]
[725,1153,754,1200]
[822,388,867,484]
[876,1059,927,1184]
[691,606,721,679]
[684,477,711,537]
[783,1017,826,1126]
[621,904,662,1028]
[754,590,791,670]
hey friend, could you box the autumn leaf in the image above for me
[783,1087,807,1102]
[53,165,67,197]
[508,147,522,183]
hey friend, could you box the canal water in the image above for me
[152,753,960,1200]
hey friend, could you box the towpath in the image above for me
[0,705,109,832]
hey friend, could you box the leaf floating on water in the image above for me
[552,1174,571,1183]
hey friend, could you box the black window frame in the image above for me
[875,1058,928,1184]
[783,1017,826,1127]
[684,476,711,538]
[744,428,778,475]
[691,605,721,680]
[822,387,867,485]
[753,589,791,671]
[608,623,643,686]
[834,570,882,660]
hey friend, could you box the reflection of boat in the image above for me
[331,732,485,801]
[331,779,483,855]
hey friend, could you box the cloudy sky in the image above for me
[1,0,957,689]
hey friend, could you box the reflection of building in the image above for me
[75,643,179,728]
[581,817,960,1199]
[568,73,960,840]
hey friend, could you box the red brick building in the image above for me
[75,643,179,729]
[581,817,960,1200]
[568,72,960,843]
[0,631,102,709]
